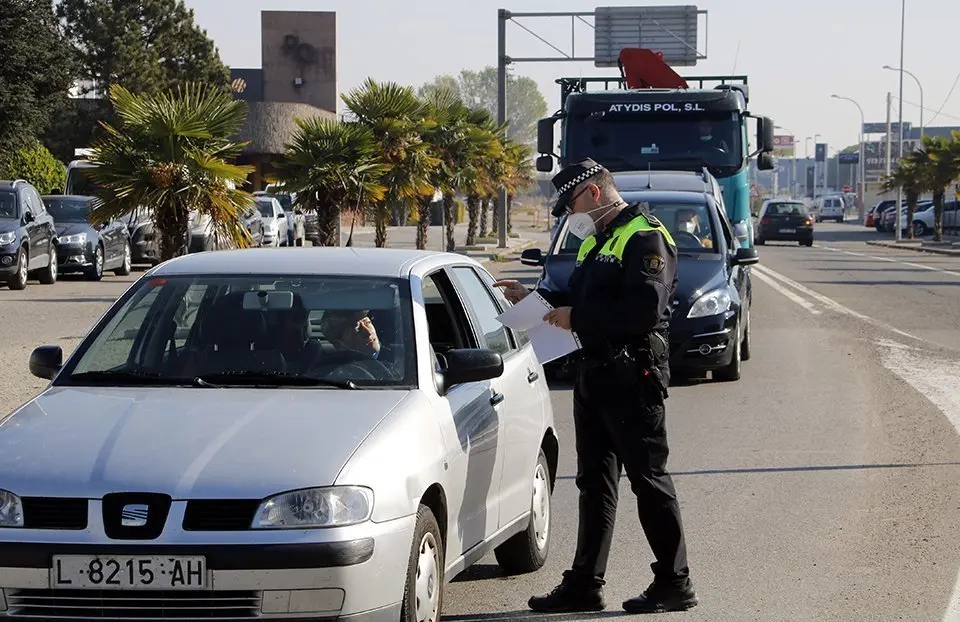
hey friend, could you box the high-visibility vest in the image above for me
[575,212,676,266]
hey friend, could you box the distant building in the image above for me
[230,10,339,191]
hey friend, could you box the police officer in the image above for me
[494,159,697,614]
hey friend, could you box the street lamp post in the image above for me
[804,137,813,198]
[813,133,822,203]
[883,64,924,139]
[831,94,867,221]
[894,0,906,242]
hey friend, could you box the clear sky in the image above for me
[186,0,960,158]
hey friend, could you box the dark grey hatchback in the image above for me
[43,196,132,281]
[0,180,58,290]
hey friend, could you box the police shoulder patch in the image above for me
[644,213,663,228]
[642,254,666,276]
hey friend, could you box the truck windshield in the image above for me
[564,113,743,175]
[65,167,102,196]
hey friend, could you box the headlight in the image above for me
[687,289,732,318]
[252,486,373,529]
[0,489,24,528]
[0,231,15,246]
[59,233,87,245]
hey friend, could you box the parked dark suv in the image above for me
[0,180,58,290]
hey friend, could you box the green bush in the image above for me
[0,141,66,194]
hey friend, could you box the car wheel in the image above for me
[756,238,764,245]
[85,245,104,281]
[740,304,751,362]
[8,248,28,290]
[494,449,552,574]
[114,242,132,276]
[804,239,814,247]
[714,320,742,382]
[401,504,444,622]
[913,221,927,237]
[38,246,57,285]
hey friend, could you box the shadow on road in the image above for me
[7,297,117,304]
[811,280,960,287]
[812,226,889,244]
[444,611,630,621]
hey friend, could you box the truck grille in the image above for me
[182,500,260,531]
[20,497,88,530]
[6,589,262,619]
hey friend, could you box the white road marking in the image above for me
[875,339,960,622]
[815,243,960,275]
[751,269,821,314]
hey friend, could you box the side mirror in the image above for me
[757,152,776,171]
[520,248,544,266]
[537,118,555,156]
[29,345,63,380]
[536,155,554,173]
[733,247,760,266]
[759,116,775,153]
[23,212,35,224]
[438,348,504,393]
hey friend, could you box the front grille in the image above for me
[182,500,260,531]
[21,497,88,530]
[6,589,262,619]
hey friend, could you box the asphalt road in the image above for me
[1,221,958,621]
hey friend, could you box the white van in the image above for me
[816,195,845,223]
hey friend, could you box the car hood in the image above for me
[675,254,727,306]
[0,387,410,499]
[0,219,19,234]
[55,222,93,237]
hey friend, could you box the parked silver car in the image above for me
[1,248,558,621]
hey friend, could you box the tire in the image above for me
[38,246,57,285]
[913,221,928,237]
[494,449,552,574]
[714,319,742,382]
[740,303,751,362]
[756,238,764,245]
[8,248,28,290]
[85,244,104,281]
[114,242,132,276]
[400,504,444,622]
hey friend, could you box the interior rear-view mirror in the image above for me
[242,290,294,311]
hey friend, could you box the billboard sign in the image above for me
[815,143,827,162]
[838,152,860,164]
[594,5,702,67]
[863,121,912,135]
[773,135,795,157]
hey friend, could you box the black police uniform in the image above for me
[529,159,696,614]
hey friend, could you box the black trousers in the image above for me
[568,363,690,588]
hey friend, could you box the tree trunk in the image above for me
[491,196,500,237]
[466,195,480,246]
[375,204,389,248]
[442,192,456,252]
[479,197,489,238]
[507,193,514,235]
[317,205,339,247]
[416,195,432,250]
[934,190,945,242]
[906,191,917,240]
[156,204,188,262]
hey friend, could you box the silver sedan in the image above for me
[0,248,558,621]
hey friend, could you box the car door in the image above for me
[453,265,549,528]
[29,189,57,266]
[420,269,503,559]
[20,189,45,267]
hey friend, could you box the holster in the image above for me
[608,331,670,399]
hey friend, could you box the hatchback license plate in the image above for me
[779,228,796,233]
[51,555,206,590]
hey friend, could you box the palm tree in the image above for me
[462,110,506,247]
[911,133,960,241]
[882,157,925,239]
[277,117,389,246]
[87,83,254,261]
[502,140,536,236]
[342,79,438,247]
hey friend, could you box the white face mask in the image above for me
[567,201,621,239]
[679,220,698,234]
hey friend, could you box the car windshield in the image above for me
[60,275,417,388]
[44,197,93,222]
[555,200,719,255]
[564,112,743,174]
[256,201,275,217]
[767,202,807,216]
[0,191,18,219]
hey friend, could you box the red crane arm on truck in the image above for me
[617,48,689,90]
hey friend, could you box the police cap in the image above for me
[551,158,606,218]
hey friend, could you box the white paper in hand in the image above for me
[496,291,582,364]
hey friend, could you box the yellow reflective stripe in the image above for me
[574,213,675,263]
[576,235,598,263]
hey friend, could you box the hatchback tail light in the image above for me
[805,218,813,226]
[760,217,771,225]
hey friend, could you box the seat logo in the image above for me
[121,504,149,527]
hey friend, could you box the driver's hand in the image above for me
[492,279,530,304]
[354,317,380,355]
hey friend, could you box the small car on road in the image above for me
[0,180,58,290]
[42,195,132,280]
[2,247,558,622]
[756,199,814,246]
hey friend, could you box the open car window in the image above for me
[60,275,417,388]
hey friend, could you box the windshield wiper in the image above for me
[193,371,358,389]
[66,370,199,386]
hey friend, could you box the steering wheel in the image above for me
[309,349,392,381]
[671,230,705,247]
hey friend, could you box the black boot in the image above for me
[528,571,606,613]
[622,579,698,614]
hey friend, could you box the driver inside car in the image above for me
[695,118,730,152]
[675,209,713,249]
[319,309,383,358]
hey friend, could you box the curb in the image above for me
[468,238,538,264]
[865,240,960,257]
